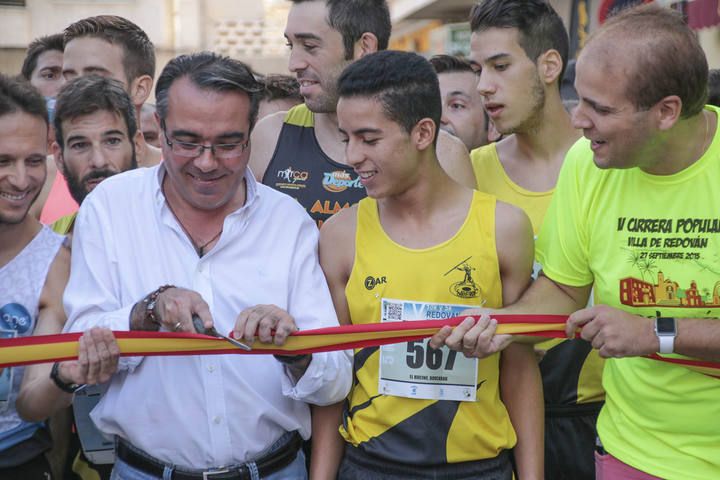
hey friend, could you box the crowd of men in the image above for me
[1,0,718,479]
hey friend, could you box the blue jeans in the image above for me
[110,434,307,480]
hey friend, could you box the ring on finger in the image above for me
[173,321,182,332]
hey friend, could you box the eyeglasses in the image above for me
[161,122,249,159]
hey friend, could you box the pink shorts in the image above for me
[595,451,663,480]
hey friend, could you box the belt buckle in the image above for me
[202,468,231,480]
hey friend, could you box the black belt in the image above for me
[116,433,302,480]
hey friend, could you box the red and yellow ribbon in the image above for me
[1,315,564,368]
[1,314,718,378]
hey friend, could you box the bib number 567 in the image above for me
[406,340,457,370]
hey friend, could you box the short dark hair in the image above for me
[260,74,303,103]
[290,0,391,60]
[429,54,474,75]
[155,52,263,131]
[590,4,707,118]
[0,74,48,127]
[338,50,441,144]
[470,0,569,85]
[64,15,156,84]
[430,54,490,132]
[21,34,64,81]
[708,69,720,107]
[54,75,137,151]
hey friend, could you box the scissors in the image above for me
[192,314,252,351]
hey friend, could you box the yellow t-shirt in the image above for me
[537,106,720,480]
[471,144,553,235]
[341,192,515,465]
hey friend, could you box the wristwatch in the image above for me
[654,313,677,354]
[50,362,84,394]
[141,285,175,327]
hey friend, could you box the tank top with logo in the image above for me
[261,104,367,227]
[0,226,64,450]
[341,192,516,465]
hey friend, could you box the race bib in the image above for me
[378,298,478,402]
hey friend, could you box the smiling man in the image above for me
[51,75,141,237]
[249,0,475,228]
[314,50,540,480]
[0,74,67,479]
[432,5,720,480]
[62,52,351,479]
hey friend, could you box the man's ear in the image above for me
[655,95,682,131]
[353,32,379,59]
[129,74,153,107]
[51,141,66,176]
[537,49,563,86]
[413,118,436,151]
[133,129,146,162]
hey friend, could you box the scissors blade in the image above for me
[192,315,252,351]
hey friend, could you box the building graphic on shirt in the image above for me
[619,271,720,307]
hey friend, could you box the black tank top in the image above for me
[261,104,367,227]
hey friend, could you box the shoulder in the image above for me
[78,167,157,223]
[249,110,290,180]
[319,205,358,272]
[495,200,532,243]
[321,204,358,240]
[436,130,475,188]
[255,183,317,231]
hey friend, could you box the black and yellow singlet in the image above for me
[341,192,516,465]
[261,104,366,227]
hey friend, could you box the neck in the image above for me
[161,174,245,254]
[0,215,41,268]
[312,110,349,163]
[513,94,580,163]
[641,109,715,176]
[379,154,460,220]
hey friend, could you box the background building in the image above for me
[0,0,718,80]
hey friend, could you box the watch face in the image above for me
[656,317,676,334]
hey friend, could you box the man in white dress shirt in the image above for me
[63,52,352,480]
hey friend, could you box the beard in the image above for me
[64,148,137,204]
[504,73,546,135]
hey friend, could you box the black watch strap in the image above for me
[50,362,84,393]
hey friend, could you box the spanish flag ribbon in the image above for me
[1,315,718,378]
[0,314,566,368]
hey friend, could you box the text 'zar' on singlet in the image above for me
[342,192,516,466]
[261,104,367,227]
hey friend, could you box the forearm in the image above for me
[503,275,589,316]
[17,363,73,422]
[500,343,544,480]
[309,402,346,480]
[281,350,352,405]
[674,317,720,361]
